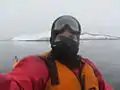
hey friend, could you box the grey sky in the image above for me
[0,0,120,40]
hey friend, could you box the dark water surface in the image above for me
[0,40,119,90]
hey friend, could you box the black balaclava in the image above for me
[50,15,81,69]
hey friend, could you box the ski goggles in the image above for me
[52,17,81,34]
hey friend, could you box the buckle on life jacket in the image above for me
[89,87,96,90]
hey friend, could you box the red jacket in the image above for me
[0,56,113,90]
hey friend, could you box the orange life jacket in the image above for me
[40,52,99,90]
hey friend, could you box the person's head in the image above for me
[50,15,81,60]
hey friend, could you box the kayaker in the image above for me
[0,15,113,90]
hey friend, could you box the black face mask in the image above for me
[51,36,79,60]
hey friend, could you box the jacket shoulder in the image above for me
[13,55,49,79]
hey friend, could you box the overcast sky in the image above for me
[0,0,120,40]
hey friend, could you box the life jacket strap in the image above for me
[79,59,85,90]
[38,53,59,85]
